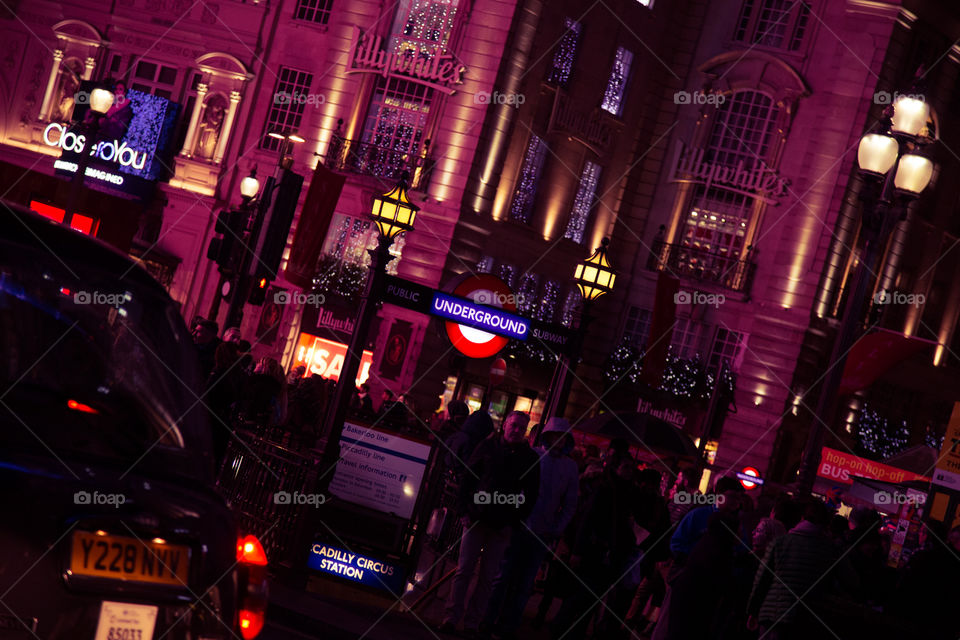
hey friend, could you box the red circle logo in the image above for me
[445,274,516,359]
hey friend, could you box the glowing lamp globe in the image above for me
[89,87,114,114]
[894,154,934,195]
[240,169,260,199]
[890,95,930,137]
[857,134,898,176]
[371,174,419,240]
[574,238,616,301]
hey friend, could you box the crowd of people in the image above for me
[190,321,959,640]
[432,407,960,640]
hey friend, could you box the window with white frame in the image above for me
[709,327,745,372]
[546,18,581,87]
[262,67,313,150]
[510,134,549,223]
[564,161,602,243]
[294,0,333,25]
[623,307,652,348]
[734,0,811,51]
[130,60,178,99]
[679,90,778,271]
[601,47,633,116]
[354,0,461,178]
[670,317,703,359]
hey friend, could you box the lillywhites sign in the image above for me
[347,27,466,94]
[43,122,148,170]
[668,142,789,205]
[549,92,614,154]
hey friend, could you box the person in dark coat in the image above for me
[652,511,740,640]
[891,522,960,639]
[191,318,220,379]
[747,499,856,639]
[435,400,469,441]
[443,410,494,473]
[552,456,638,640]
[441,412,540,635]
[203,341,243,466]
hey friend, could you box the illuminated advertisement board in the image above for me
[292,333,373,385]
[48,84,180,199]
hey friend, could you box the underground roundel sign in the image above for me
[444,274,517,359]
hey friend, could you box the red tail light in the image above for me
[238,609,265,640]
[236,534,268,639]
[237,535,268,566]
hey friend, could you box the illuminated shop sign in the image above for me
[430,292,529,340]
[346,27,466,94]
[667,142,789,205]
[308,543,405,594]
[293,333,373,385]
[49,87,180,199]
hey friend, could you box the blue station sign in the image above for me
[429,291,529,340]
[308,542,406,595]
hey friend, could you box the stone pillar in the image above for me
[83,56,96,81]
[181,82,208,157]
[213,90,241,164]
[39,49,64,121]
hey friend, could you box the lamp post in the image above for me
[63,85,115,227]
[542,238,617,423]
[796,94,934,494]
[209,168,260,320]
[316,173,419,480]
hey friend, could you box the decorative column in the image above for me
[213,90,241,164]
[181,82,208,157]
[83,56,96,81]
[38,49,64,121]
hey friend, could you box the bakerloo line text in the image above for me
[43,122,148,170]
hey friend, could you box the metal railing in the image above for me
[324,120,433,191]
[216,426,319,563]
[648,239,757,297]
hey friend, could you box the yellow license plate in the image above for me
[70,531,190,586]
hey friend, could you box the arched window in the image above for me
[679,90,778,271]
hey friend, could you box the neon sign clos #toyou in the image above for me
[44,122,148,170]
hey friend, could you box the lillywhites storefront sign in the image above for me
[346,27,466,94]
[668,142,789,205]
[43,122,149,170]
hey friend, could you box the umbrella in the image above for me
[574,411,700,458]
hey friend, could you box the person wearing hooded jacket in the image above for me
[440,411,540,636]
[482,417,579,639]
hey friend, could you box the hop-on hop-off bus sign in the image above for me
[382,274,571,358]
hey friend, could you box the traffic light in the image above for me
[248,276,269,305]
[256,169,304,280]
[207,209,245,273]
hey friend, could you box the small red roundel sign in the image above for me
[445,274,516,358]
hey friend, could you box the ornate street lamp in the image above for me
[542,238,617,423]
[574,238,617,301]
[317,173,419,475]
[239,168,261,201]
[63,84,115,227]
[796,92,935,493]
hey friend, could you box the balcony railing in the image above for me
[324,120,433,191]
[648,239,757,297]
